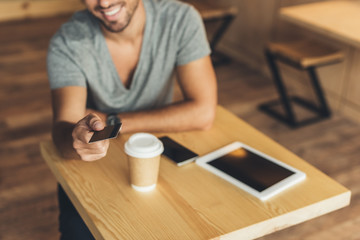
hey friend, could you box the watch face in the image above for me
[107,114,121,126]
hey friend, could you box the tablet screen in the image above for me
[207,147,295,192]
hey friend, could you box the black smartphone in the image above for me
[89,123,122,143]
[159,136,198,166]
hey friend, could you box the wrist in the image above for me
[106,113,121,126]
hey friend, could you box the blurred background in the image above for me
[0,0,359,239]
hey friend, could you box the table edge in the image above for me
[213,190,351,240]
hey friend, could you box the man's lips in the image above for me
[102,6,121,16]
[99,5,123,21]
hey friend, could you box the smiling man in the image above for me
[47,0,217,238]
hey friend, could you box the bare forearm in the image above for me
[87,100,216,134]
[51,87,109,161]
[52,121,80,159]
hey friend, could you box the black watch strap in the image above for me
[106,113,121,126]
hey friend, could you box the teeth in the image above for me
[104,7,120,16]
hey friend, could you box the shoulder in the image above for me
[48,10,99,53]
[147,0,200,23]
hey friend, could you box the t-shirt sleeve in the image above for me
[47,42,87,90]
[175,6,211,66]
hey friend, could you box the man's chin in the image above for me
[100,20,129,33]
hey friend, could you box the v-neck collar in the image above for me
[97,0,151,92]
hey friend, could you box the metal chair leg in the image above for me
[307,67,331,117]
[259,52,332,128]
[207,15,235,51]
[205,15,236,65]
[258,50,297,126]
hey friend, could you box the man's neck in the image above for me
[101,0,145,44]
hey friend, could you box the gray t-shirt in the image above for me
[47,0,210,113]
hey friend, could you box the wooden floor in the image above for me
[0,15,359,240]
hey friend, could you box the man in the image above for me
[47,0,217,238]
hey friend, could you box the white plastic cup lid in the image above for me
[124,133,164,158]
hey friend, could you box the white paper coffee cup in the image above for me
[124,133,164,192]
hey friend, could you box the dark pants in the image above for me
[57,185,95,240]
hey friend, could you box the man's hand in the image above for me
[72,114,110,161]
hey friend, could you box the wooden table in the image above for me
[280,0,360,48]
[40,106,350,240]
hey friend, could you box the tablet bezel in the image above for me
[195,142,306,201]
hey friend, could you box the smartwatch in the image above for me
[106,113,121,126]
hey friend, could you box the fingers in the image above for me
[86,114,105,131]
[72,114,109,161]
[73,113,104,143]
[74,139,110,161]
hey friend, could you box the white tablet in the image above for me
[196,142,306,201]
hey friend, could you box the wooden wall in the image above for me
[0,0,84,22]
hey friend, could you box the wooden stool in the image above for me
[182,0,237,64]
[259,39,344,128]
